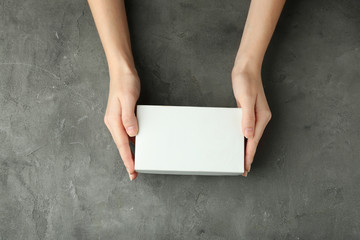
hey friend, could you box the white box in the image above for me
[134,105,244,175]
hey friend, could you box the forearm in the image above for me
[87,0,136,74]
[233,0,286,72]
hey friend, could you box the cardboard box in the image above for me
[134,105,244,175]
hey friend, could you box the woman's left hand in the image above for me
[231,63,272,177]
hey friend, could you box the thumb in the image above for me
[121,94,138,137]
[240,96,256,139]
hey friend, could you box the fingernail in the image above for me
[243,171,248,177]
[129,172,134,181]
[248,165,251,173]
[127,126,136,136]
[245,128,253,138]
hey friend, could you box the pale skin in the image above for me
[87,0,286,180]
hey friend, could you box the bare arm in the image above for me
[88,0,135,73]
[232,0,286,176]
[88,0,140,181]
[234,0,286,69]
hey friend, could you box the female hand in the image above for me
[104,70,140,181]
[231,64,272,177]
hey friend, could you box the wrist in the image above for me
[108,58,138,78]
[232,55,262,77]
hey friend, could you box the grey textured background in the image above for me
[1,0,360,239]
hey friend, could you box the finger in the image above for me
[236,98,252,177]
[104,103,137,181]
[120,93,138,137]
[238,95,256,139]
[110,122,138,180]
[245,109,271,172]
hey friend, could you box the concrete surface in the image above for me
[1,0,360,239]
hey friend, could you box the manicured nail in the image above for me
[245,128,253,138]
[127,126,136,136]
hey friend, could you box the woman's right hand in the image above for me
[87,0,142,180]
[104,69,140,181]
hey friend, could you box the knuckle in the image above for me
[244,118,255,128]
[231,70,243,80]
[266,110,272,122]
[238,93,256,108]
[231,70,238,79]
[104,114,120,128]
[122,114,134,127]
[245,112,256,121]
[242,109,255,123]
[242,92,256,101]
[258,109,272,122]
[104,115,109,126]
[120,90,138,102]
[116,141,129,151]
